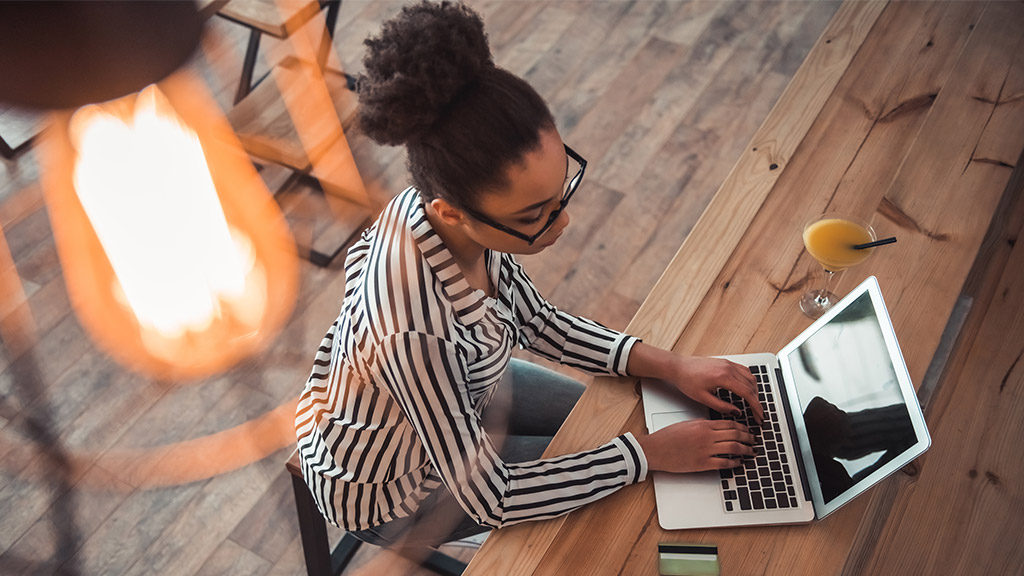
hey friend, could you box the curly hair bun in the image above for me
[357,1,493,146]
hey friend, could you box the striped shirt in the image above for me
[295,188,648,531]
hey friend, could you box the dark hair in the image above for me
[356,1,555,209]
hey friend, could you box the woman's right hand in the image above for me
[636,419,756,473]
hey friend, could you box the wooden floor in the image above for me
[0,1,842,574]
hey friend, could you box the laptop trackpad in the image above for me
[651,406,706,432]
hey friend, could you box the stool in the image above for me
[217,0,376,267]
[286,450,468,576]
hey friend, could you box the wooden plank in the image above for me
[116,391,282,576]
[861,196,1024,575]
[2,202,50,264]
[71,367,293,574]
[863,0,1024,379]
[0,184,44,230]
[195,538,273,576]
[591,0,807,190]
[651,0,736,47]
[228,470,300,565]
[848,143,1024,576]
[263,535,307,576]
[3,350,122,451]
[548,0,690,135]
[68,482,204,575]
[96,377,235,482]
[498,3,582,78]
[0,312,94,426]
[848,17,1024,574]
[0,447,89,558]
[11,234,59,287]
[519,1,633,100]
[566,35,689,167]
[0,352,149,564]
[60,373,164,456]
[772,1,845,78]
[925,163,1024,431]
[0,464,131,573]
[0,366,151,558]
[217,0,321,39]
[471,0,548,58]
[0,219,35,368]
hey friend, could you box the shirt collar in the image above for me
[407,189,493,326]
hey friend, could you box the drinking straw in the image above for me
[852,237,897,250]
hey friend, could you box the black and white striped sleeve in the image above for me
[373,330,647,528]
[506,256,638,376]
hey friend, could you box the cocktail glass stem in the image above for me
[800,266,845,318]
[817,268,838,306]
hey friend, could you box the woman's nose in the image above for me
[553,209,570,234]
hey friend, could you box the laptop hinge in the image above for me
[775,367,813,506]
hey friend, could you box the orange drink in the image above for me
[799,214,875,318]
[802,218,874,271]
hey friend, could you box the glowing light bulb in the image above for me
[39,72,298,380]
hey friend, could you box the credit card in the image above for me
[658,543,720,576]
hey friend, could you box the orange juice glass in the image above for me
[799,214,875,318]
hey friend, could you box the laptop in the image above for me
[641,276,930,529]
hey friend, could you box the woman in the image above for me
[295,1,763,548]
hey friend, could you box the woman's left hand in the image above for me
[668,356,764,424]
[626,342,764,423]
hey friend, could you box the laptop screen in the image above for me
[782,288,920,508]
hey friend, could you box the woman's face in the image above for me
[462,128,574,255]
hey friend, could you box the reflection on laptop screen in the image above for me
[784,291,916,505]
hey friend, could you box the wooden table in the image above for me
[466,1,1024,574]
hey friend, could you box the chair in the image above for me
[286,450,469,576]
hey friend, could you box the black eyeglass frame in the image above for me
[460,144,587,245]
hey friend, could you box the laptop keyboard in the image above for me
[710,364,799,513]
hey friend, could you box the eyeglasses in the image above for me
[461,144,586,245]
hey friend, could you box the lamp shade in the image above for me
[0,1,203,110]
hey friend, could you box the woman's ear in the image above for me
[429,197,468,227]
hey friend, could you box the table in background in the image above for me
[466,1,1024,574]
